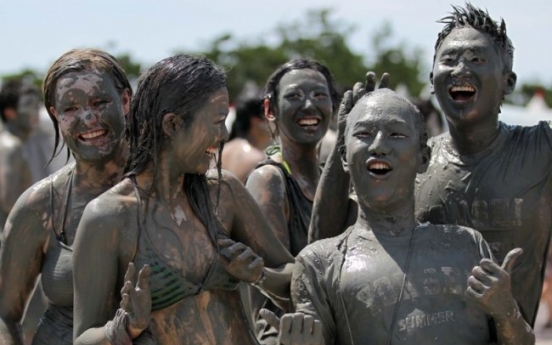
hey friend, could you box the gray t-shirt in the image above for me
[416,121,552,325]
[292,224,494,345]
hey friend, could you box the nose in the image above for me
[303,98,315,110]
[368,131,391,156]
[451,60,471,78]
[80,107,100,127]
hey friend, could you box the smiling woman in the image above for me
[72,54,294,345]
[244,58,340,345]
[0,48,131,345]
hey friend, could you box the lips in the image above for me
[448,84,477,103]
[296,117,321,127]
[78,128,108,141]
[366,159,393,178]
[205,146,219,155]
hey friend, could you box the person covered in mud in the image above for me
[72,54,294,345]
[221,96,271,183]
[263,89,534,345]
[0,49,133,345]
[308,3,551,328]
[244,58,340,344]
[0,80,42,233]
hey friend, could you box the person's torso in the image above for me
[415,122,552,324]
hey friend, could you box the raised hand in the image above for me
[337,72,390,148]
[218,238,264,283]
[466,248,523,320]
[260,308,324,345]
[120,262,152,339]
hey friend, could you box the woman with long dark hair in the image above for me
[73,54,293,345]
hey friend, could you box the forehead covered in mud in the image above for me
[346,89,422,137]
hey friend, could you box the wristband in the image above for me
[105,308,133,345]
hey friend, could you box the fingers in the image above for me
[220,242,247,260]
[313,319,323,339]
[379,73,390,89]
[247,256,264,270]
[478,258,502,275]
[124,262,136,285]
[352,82,365,103]
[259,308,281,331]
[217,238,235,248]
[467,275,487,294]
[291,313,304,335]
[120,292,130,311]
[364,72,377,93]
[502,248,523,273]
[302,315,314,335]
[471,265,496,286]
[136,265,151,291]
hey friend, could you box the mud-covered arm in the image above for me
[0,145,29,215]
[220,172,294,300]
[73,200,155,345]
[0,188,48,345]
[291,250,335,345]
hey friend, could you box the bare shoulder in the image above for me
[246,163,285,188]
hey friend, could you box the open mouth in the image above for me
[449,85,476,102]
[297,117,321,127]
[367,161,393,176]
[79,129,108,141]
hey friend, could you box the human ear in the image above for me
[121,89,131,117]
[264,99,276,122]
[417,145,431,174]
[504,71,517,95]
[3,108,16,121]
[429,72,434,94]
[339,145,349,173]
[161,113,183,138]
[49,107,58,121]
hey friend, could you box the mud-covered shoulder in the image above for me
[296,232,350,271]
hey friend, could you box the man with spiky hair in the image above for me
[308,3,551,328]
[415,3,550,327]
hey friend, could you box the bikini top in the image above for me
[130,178,240,312]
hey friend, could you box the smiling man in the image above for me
[415,4,552,327]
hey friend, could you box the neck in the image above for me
[5,123,31,141]
[73,145,128,195]
[135,152,186,205]
[280,135,320,181]
[447,116,500,156]
[356,199,417,237]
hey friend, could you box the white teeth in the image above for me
[81,130,106,139]
[369,163,391,170]
[298,118,320,126]
[450,85,475,92]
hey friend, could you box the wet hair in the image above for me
[43,48,132,161]
[433,3,514,73]
[263,58,341,117]
[229,97,263,141]
[340,89,430,160]
[0,79,40,123]
[125,54,227,246]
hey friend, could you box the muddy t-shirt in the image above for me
[292,224,494,345]
[416,121,552,325]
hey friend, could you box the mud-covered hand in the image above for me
[218,238,264,283]
[260,308,324,345]
[120,262,152,339]
[337,72,390,147]
[466,248,523,320]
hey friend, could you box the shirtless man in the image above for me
[308,3,550,327]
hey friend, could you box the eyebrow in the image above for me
[439,44,490,56]
[352,118,411,130]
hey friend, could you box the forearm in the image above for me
[253,264,294,310]
[308,143,351,243]
[75,314,155,345]
[0,317,23,345]
[495,307,535,345]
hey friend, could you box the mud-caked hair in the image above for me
[263,58,341,118]
[125,54,227,248]
[43,48,132,161]
[0,79,40,123]
[433,2,514,73]
[340,89,430,161]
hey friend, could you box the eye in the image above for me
[285,92,302,100]
[93,99,110,107]
[441,56,454,65]
[471,57,486,65]
[354,130,371,138]
[313,92,328,100]
[63,106,78,113]
[390,132,407,138]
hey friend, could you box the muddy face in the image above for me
[52,69,127,163]
[169,87,230,175]
[345,94,423,213]
[275,69,332,146]
[431,27,514,127]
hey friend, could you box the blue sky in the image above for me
[1,0,550,86]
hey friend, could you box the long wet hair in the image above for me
[434,3,514,73]
[263,58,341,138]
[125,54,227,244]
[43,48,132,162]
